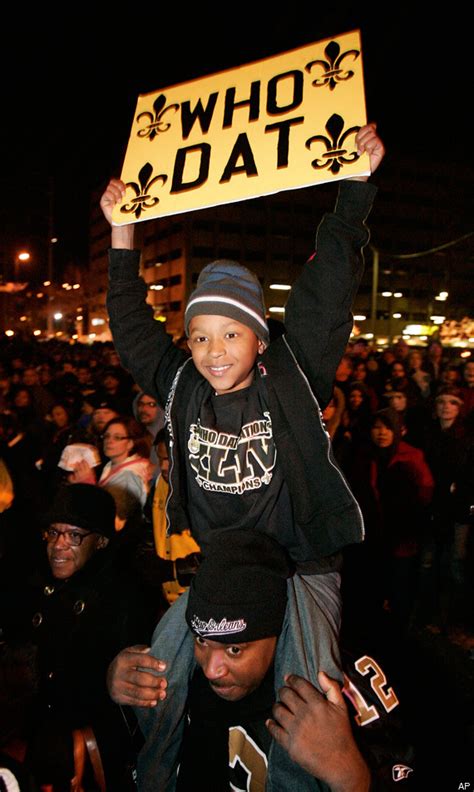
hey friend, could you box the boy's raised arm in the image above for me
[101,180,187,404]
[352,123,385,182]
[100,179,135,249]
[283,124,385,408]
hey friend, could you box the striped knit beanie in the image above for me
[184,260,269,346]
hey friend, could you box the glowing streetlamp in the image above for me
[14,250,31,281]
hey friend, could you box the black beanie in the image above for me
[186,530,291,644]
[44,484,116,538]
[184,260,270,345]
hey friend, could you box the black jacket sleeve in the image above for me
[106,249,188,405]
[284,180,377,407]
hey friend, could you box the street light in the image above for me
[14,251,31,281]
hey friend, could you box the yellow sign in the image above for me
[112,30,369,225]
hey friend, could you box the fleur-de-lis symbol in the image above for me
[136,94,179,140]
[120,163,168,220]
[305,41,360,91]
[306,114,360,175]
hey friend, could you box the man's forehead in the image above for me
[50,522,88,533]
[194,636,249,649]
[192,635,278,657]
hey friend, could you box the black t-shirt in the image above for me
[176,666,274,792]
[185,379,297,555]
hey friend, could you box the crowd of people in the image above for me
[1,315,472,790]
[1,335,472,635]
[0,125,472,789]
[327,338,473,642]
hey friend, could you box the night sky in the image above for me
[1,6,470,278]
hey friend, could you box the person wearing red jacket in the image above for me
[345,409,434,635]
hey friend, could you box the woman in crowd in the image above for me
[69,415,151,531]
[384,360,421,407]
[351,359,379,411]
[345,408,434,635]
[407,349,432,401]
[98,415,151,529]
[459,360,474,423]
[419,387,471,632]
[341,381,373,453]
[321,385,349,467]
[383,387,429,449]
[424,339,445,387]
[40,403,86,496]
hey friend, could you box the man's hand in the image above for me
[353,122,385,180]
[100,178,135,250]
[68,459,96,484]
[106,645,167,707]
[266,672,370,792]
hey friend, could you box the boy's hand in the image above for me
[106,645,167,707]
[353,123,385,180]
[100,178,135,249]
[266,671,370,792]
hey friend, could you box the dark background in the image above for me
[1,6,471,276]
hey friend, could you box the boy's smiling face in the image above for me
[187,314,265,395]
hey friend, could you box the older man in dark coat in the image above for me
[1,484,153,791]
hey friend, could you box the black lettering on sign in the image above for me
[170,144,211,193]
[220,134,258,183]
[223,82,260,128]
[181,93,219,140]
[267,71,304,115]
[265,117,304,168]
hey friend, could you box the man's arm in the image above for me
[284,124,384,407]
[106,645,167,708]
[101,180,188,405]
[267,672,371,792]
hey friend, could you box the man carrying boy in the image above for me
[108,530,413,790]
[101,124,385,787]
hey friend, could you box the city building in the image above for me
[83,153,473,350]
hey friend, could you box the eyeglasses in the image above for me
[43,528,94,546]
[138,400,157,408]
[102,433,130,441]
